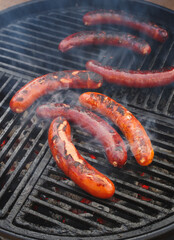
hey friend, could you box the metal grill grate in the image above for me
[0,0,174,239]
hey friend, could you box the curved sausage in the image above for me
[48,116,115,199]
[86,60,174,88]
[83,10,168,42]
[58,31,151,55]
[79,92,154,166]
[36,103,127,167]
[10,70,103,113]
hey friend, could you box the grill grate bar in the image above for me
[163,90,174,115]
[0,110,35,161]
[35,15,84,30]
[0,54,54,75]
[35,185,134,226]
[155,148,174,163]
[46,146,174,199]
[152,158,174,173]
[41,173,167,215]
[0,47,73,71]
[0,30,99,64]
[0,41,85,69]
[159,39,174,68]
[28,195,112,231]
[16,19,100,55]
[152,138,174,152]
[120,165,174,193]
[2,27,58,48]
[76,141,174,184]
[151,89,165,113]
[17,208,80,235]
[0,111,19,145]
[0,128,49,216]
[36,177,157,222]
[17,20,67,39]
[78,144,174,193]
[0,75,14,92]
[132,163,174,186]
[0,123,36,180]
[0,77,21,108]
[48,11,87,23]
[114,191,168,214]
[0,71,5,80]
[116,178,173,205]
[7,22,104,57]
[0,62,42,77]
[0,107,14,127]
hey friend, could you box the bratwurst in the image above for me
[48,116,115,198]
[79,92,154,166]
[37,103,127,167]
[83,10,168,42]
[10,70,103,113]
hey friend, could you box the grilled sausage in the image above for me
[48,116,115,198]
[9,70,103,113]
[86,60,174,88]
[83,10,168,42]
[79,92,154,166]
[58,31,151,55]
[37,103,127,167]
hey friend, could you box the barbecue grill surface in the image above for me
[0,0,174,239]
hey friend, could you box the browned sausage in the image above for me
[48,116,115,198]
[86,60,174,88]
[10,70,103,113]
[79,92,154,166]
[83,10,168,42]
[36,103,127,167]
[58,31,151,55]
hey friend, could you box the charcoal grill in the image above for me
[0,0,174,239]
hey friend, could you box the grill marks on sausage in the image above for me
[10,70,103,113]
[48,116,115,199]
[79,92,154,166]
[86,60,174,88]
[83,9,168,42]
[90,92,125,116]
[58,31,151,55]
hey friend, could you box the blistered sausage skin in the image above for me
[86,60,174,88]
[83,10,168,42]
[10,70,103,113]
[79,92,154,166]
[58,31,151,55]
[48,116,115,199]
[36,103,127,167]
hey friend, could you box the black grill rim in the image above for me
[0,0,174,240]
[0,217,174,240]
[1,0,174,29]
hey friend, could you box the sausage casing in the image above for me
[48,116,115,198]
[10,70,103,113]
[58,31,151,55]
[79,92,154,166]
[37,103,127,167]
[83,10,168,42]
[86,60,174,88]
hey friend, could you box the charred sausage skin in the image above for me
[48,116,115,199]
[86,60,174,88]
[79,92,154,166]
[10,70,103,113]
[58,31,151,55]
[37,103,127,167]
[83,10,168,42]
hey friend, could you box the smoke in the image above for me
[1,0,172,177]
